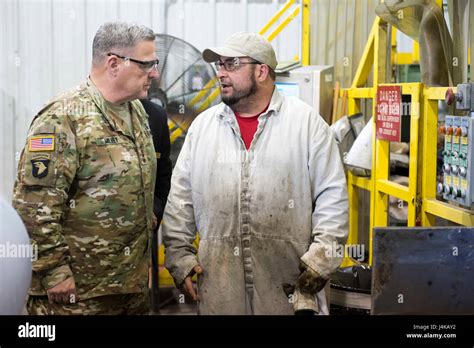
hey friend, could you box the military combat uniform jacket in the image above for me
[13,78,157,300]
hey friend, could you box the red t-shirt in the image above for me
[234,103,269,150]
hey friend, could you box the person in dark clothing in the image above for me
[140,99,172,313]
[141,99,172,223]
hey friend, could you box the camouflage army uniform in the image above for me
[13,77,156,314]
[26,292,149,315]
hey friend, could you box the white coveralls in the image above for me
[163,88,348,314]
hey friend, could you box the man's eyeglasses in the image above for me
[214,57,261,72]
[107,52,159,72]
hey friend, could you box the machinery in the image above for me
[438,83,474,208]
[372,227,474,315]
[276,65,334,124]
[332,0,474,315]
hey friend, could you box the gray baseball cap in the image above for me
[202,32,278,71]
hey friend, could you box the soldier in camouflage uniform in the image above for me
[12,22,159,315]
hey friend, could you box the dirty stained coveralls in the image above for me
[163,88,348,315]
[12,78,156,314]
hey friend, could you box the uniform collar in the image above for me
[217,86,283,120]
[85,76,135,138]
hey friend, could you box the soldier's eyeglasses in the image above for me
[107,52,159,72]
[214,57,261,72]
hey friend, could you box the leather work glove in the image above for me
[282,283,319,315]
[296,261,328,295]
[282,262,328,315]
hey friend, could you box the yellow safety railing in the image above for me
[258,0,310,65]
[259,0,310,64]
[344,15,474,268]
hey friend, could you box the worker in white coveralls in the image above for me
[162,31,348,315]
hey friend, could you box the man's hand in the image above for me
[181,265,203,301]
[152,214,158,230]
[47,277,77,304]
[296,262,327,295]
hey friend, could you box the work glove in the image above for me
[282,283,319,315]
[296,261,328,295]
[282,262,328,315]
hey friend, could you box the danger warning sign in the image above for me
[376,85,402,142]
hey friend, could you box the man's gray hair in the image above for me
[92,22,155,64]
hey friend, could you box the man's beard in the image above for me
[221,73,257,107]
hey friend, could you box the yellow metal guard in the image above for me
[344,16,474,268]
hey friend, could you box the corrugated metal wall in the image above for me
[0,0,379,200]
[311,0,381,88]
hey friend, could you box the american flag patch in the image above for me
[28,135,55,152]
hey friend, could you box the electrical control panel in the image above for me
[437,115,474,208]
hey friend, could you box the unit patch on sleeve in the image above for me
[28,135,55,152]
[31,154,51,178]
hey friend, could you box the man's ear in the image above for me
[256,64,270,82]
[107,56,120,77]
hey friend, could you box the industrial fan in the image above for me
[148,34,221,165]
